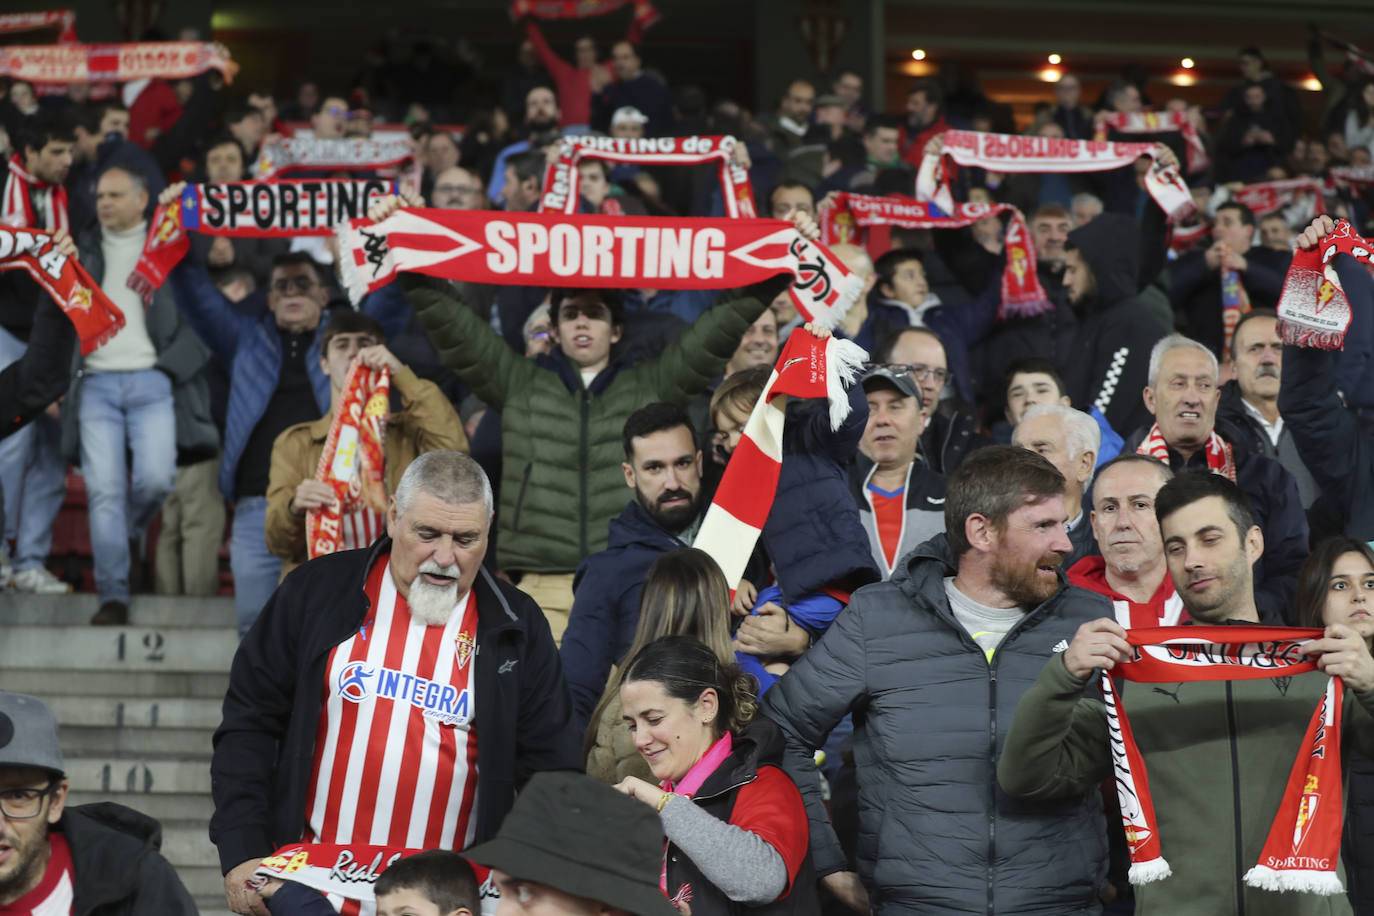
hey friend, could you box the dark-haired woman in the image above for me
[614,636,819,915]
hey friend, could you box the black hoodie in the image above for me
[1061,213,1169,436]
[60,802,198,916]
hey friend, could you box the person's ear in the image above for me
[46,778,68,825]
[1143,385,1157,415]
[1076,449,1096,485]
[386,499,399,539]
[696,687,719,726]
[965,513,994,552]
[622,460,636,490]
[610,323,623,345]
[1057,395,1071,407]
[1245,525,1264,566]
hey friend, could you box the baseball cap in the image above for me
[0,691,64,776]
[464,772,675,916]
[611,106,649,128]
[861,364,922,405]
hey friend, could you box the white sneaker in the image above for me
[12,566,71,594]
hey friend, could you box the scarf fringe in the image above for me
[336,221,373,304]
[824,337,868,430]
[1128,858,1172,885]
[1278,319,1345,351]
[1243,865,1345,896]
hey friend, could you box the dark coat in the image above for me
[209,537,582,873]
[562,498,691,732]
[1169,245,1290,357]
[62,802,198,916]
[0,292,76,440]
[760,533,1111,912]
[1061,214,1170,436]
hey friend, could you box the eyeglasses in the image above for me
[558,304,610,323]
[271,275,319,294]
[871,361,947,384]
[0,782,58,819]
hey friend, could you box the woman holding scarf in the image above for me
[613,636,819,914]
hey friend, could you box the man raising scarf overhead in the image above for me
[998,470,1374,915]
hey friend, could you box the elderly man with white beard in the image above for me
[210,450,580,916]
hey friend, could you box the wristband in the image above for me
[657,791,673,812]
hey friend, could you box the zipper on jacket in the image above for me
[986,662,998,916]
[512,462,533,530]
[1225,681,1247,916]
[578,389,590,558]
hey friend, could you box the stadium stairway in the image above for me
[0,592,238,915]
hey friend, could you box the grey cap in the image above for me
[0,691,64,776]
[861,364,923,405]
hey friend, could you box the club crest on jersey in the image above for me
[336,660,471,726]
[454,632,475,670]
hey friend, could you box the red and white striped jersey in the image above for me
[1,833,74,916]
[303,554,481,860]
[340,508,383,553]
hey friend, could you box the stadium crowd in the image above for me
[5,8,1374,916]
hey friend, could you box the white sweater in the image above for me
[87,221,158,373]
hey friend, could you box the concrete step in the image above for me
[59,724,214,757]
[176,868,225,899]
[0,593,237,627]
[43,696,224,729]
[64,756,213,794]
[161,821,220,868]
[0,668,230,698]
[67,790,215,823]
[0,625,238,672]
[196,900,232,916]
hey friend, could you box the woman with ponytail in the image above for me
[614,635,819,915]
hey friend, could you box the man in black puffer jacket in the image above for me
[0,691,197,915]
[762,446,1112,914]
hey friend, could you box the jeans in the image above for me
[231,496,283,637]
[79,369,177,604]
[0,326,68,570]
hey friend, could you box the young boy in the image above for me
[375,850,481,916]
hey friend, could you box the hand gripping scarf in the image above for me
[1094,110,1210,174]
[252,137,414,180]
[917,130,1195,221]
[1104,626,1344,895]
[0,225,123,355]
[820,191,1050,319]
[254,843,494,911]
[1276,218,1374,350]
[128,179,396,302]
[693,328,867,594]
[1137,422,1235,482]
[308,361,390,560]
[0,11,77,43]
[539,135,757,218]
[3,154,69,233]
[509,0,660,32]
[0,41,236,84]
[336,208,863,330]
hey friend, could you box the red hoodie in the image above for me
[1068,555,1189,629]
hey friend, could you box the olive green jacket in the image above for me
[999,651,1374,916]
[402,274,787,573]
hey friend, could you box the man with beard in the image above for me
[0,691,198,914]
[560,404,706,734]
[211,451,580,916]
[762,446,1111,913]
[489,84,566,205]
[1000,470,1374,915]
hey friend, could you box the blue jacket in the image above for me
[562,498,689,733]
[169,261,411,500]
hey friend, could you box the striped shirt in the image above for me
[0,833,74,916]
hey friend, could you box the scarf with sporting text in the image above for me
[0,11,76,43]
[1169,178,1325,256]
[917,130,1195,221]
[252,842,493,910]
[3,154,69,232]
[1277,219,1374,350]
[1104,626,1344,895]
[0,41,236,83]
[0,225,123,355]
[820,191,1050,318]
[693,328,867,595]
[252,137,414,180]
[128,179,395,302]
[539,134,756,218]
[335,208,864,330]
[308,361,390,560]
[1137,422,1235,481]
[1094,110,1209,174]
[509,0,660,32]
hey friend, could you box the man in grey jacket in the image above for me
[762,444,1113,913]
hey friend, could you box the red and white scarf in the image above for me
[0,10,76,43]
[820,191,1050,318]
[252,138,414,180]
[3,154,69,232]
[1332,165,1374,186]
[694,329,867,594]
[128,179,395,302]
[0,225,124,355]
[539,135,757,218]
[510,0,660,31]
[1137,422,1235,482]
[336,208,863,330]
[1277,218,1372,350]
[308,362,390,560]
[1104,626,1344,895]
[0,41,236,84]
[1095,110,1210,175]
[1232,177,1326,218]
[918,130,1195,221]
